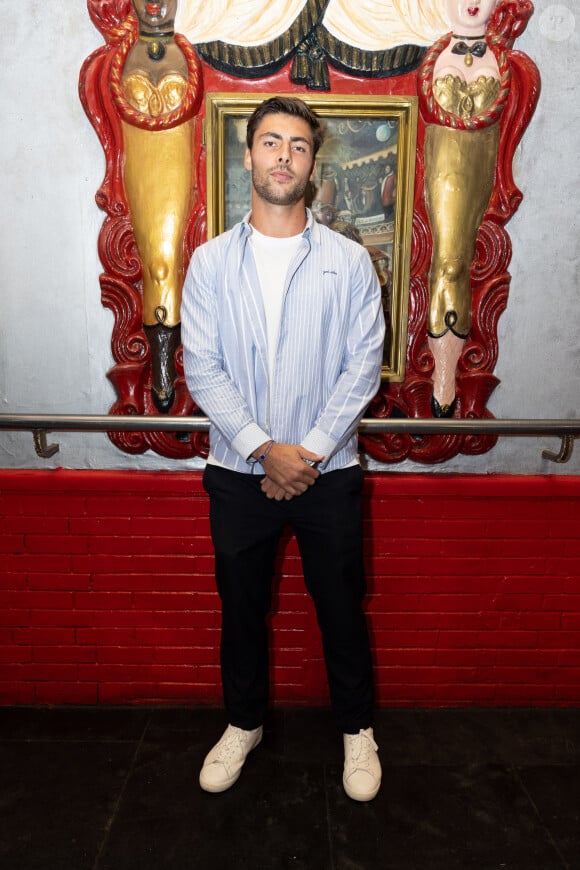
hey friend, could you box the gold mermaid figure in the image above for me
[111,1,201,412]
[421,0,508,417]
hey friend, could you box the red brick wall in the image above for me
[1,469,579,707]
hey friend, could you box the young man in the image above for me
[181,96,385,802]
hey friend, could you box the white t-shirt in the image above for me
[249,225,303,379]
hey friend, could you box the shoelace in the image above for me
[216,729,245,759]
[214,727,257,763]
[347,731,378,767]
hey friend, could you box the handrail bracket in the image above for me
[542,434,577,465]
[33,430,60,459]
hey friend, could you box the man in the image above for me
[380,158,397,223]
[181,96,385,802]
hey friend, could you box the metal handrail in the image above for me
[1,414,578,463]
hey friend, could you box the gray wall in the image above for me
[1,1,578,473]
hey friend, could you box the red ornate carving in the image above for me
[86,0,133,39]
[80,0,540,464]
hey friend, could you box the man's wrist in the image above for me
[253,440,275,463]
[233,424,272,464]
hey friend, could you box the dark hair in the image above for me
[246,96,325,156]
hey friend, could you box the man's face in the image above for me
[244,113,316,208]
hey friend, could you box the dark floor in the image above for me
[1,706,580,870]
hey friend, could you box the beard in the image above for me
[251,169,311,207]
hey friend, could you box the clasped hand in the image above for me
[258,442,323,501]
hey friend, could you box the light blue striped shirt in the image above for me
[180,210,385,474]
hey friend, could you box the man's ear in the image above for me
[309,159,317,182]
[244,148,252,171]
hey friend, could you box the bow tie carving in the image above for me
[451,40,487,67]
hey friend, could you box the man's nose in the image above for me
[278,144,291,163]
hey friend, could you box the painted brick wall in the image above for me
[1,470,579,707]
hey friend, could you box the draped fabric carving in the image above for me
[192,0,428,85]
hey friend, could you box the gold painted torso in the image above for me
[123,73,188,117]
[433,74,501,121]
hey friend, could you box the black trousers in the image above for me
[203,463,374,733]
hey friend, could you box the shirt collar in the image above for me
[240,208,319,244]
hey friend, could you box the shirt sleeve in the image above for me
[301,245,385,465]
[180,244,270,458]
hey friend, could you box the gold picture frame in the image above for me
[205,93,418,380]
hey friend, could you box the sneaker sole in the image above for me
[199,768,243,793]
[343,775,381,802]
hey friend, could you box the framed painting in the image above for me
[205,93,418,380]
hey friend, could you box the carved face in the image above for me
[132,0,177,30]
[444,0,498,34]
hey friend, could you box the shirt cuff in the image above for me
[231,422,271,463]
[301,428,337,466]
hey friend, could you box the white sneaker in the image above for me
[343,727,382,801]
[199,724,263,793]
